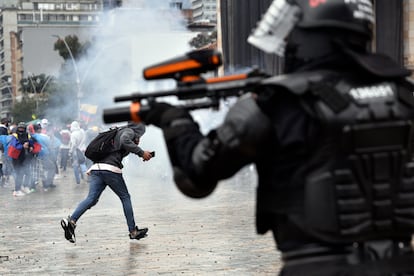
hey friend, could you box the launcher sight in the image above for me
[143,49,222,83]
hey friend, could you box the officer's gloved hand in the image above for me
[139,102,191,128]
[139,102,198,140]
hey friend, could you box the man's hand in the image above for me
[141,151,153,161]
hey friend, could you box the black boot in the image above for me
[129,226,148,240]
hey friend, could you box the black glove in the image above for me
[139,102,190,127]
[139,102,199,140]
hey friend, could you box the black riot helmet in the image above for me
[248,0,375,71]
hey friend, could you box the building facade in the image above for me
[191,0,216,23]
[0,0,103,119]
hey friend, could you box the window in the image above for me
[38,3,55,10]
[66,3,80,10]
[48,14,58,22]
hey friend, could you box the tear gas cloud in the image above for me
[72,1,227,181]
[43,0,254,188]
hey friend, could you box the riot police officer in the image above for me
[139,0,414,274]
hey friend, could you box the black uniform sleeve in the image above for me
[165,94,272,198]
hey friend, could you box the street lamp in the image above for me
[27,73,53,116]
[27,73,37,93]
[52,34,81,120]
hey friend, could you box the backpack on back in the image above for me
[85,127,120,162]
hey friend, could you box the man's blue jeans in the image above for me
[72,159,87,184]
[71,170,136,232]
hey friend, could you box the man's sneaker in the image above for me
[24,187,36,194]
[60,216,76,243]
[22,187,31,194]
[13,190,25,197]
[129,226,148,240]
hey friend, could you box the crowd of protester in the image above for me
[0,117,99,196]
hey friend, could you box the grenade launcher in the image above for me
[103,49,268,124]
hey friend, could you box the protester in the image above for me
[22,124,42,194]
[40,118,49,134]
[48,125,62,179]
[0,118,9,135]
[0,142,4,187]
[0,127,12,187]
[59,126,71,172]
[69,121,87,185]
[136,0,414,275]
[32,124,56,191]
[9,122,36,196]
[61,122,153,243]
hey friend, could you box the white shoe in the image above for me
[22,187,30,194]
[13,190,25,197]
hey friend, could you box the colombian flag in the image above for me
[80,104,98,123]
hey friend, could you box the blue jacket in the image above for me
[32,133,51,158]
[0,135,10,157]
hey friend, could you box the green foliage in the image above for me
[50,34,91,121]
[11,96,39,123]
[53,35,90,61]
[12,74,56,121]
[20,74,55,94]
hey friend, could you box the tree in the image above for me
[11,97,37,123]
[53,35,90,61]
[20,74,54,95]
[15,74,55,120]
[53,35,91,121]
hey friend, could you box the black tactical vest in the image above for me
[261,70,414,244]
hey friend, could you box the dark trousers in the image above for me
[60,148,69,171]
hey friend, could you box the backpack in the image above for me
[84,127,121,162]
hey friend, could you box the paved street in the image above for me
[0,158,281,275]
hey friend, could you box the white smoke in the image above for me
[71,2,227,182]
